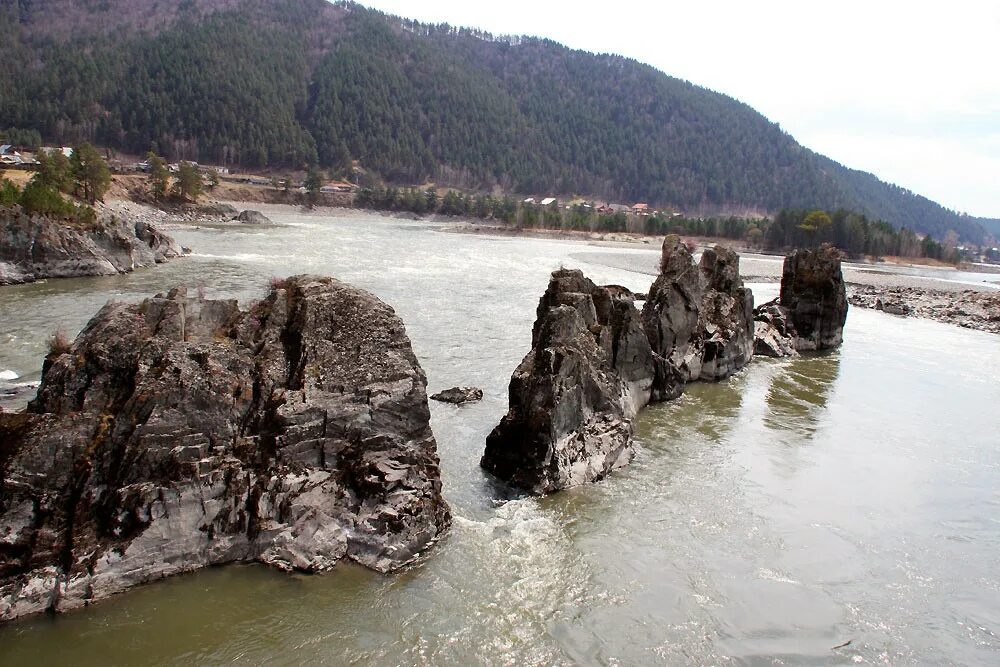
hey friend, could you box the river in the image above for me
[1,208,998,665]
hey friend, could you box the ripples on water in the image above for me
[1,209,998,665]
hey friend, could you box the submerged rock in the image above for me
[481,269,653,495]
[0,275,450,622]
[642,236,754,383]
[780,245,849,351]
[0,208,183,285]
[233,209,273,225]
[430,387,483,404]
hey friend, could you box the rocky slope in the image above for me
[0,206,184,285]
[0,275,450,622]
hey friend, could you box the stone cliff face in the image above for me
[642,236,754,383]
[0,207,183,285]
[481,270,654,495]
[0,276,450,622]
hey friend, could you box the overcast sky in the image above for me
[358,0,999,218]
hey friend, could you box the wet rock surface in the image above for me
[481,269,653,495]
[430,387,483,404]
[0,275,450,622]
[642,236,754,383]
[780,245,849,351]
[849,285,1000,334]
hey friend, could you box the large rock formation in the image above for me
[753,245,849,356]
[0,207,183,285]
[642,236,754,383]
[481,270,655,495]
[484,238,765,495]
[0,276,450,622]
[778,245,849,351]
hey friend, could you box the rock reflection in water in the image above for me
[763,352,840,439]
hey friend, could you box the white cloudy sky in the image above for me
[358,0,1000,218]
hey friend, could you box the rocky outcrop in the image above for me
[779,245,849,351]
[752,300,798,358]
[0,207,183,285]
[430,387,483,404]
[233,209,273,225]
[642,236,754,383]
[0,275,450,622]
[481,269,655,495]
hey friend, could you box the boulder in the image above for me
[481,269,654,495]
[234,209,273,225]
[875,298,910,316]
[430,387,483,404]
[0,208,183,285]
[0,276,450,622]
[780,245,849,350]
[752,300,798,358]
[642,236,754,383]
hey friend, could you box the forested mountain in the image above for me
[0,0,992,243]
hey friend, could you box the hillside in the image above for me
[0,0,991,243]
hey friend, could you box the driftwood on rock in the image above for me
[0,275,450,622]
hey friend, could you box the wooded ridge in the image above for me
[0,0,994,243]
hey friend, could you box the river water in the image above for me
[1,208,999,665]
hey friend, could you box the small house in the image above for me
[540,197,557,206]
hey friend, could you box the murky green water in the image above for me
[1,207,998,665]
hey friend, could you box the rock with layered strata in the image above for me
[481,269,655,494]
[642,236,754,383]
[0,275,450,622]
[0,207,183,285]
[430,387,483,404]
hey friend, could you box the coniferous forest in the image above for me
[0,0,995,243]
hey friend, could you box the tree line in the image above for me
[0,143,110,223]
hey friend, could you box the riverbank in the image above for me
[0,201,184,285]
[849,286,1000,334]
